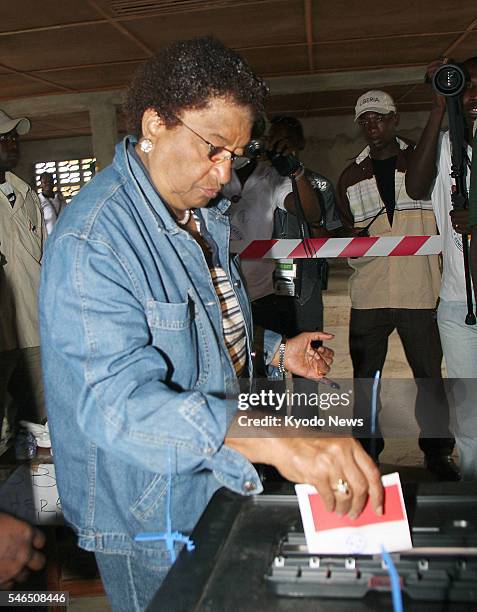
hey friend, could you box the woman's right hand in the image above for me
[267,436,384,518]
[227,427,384,519]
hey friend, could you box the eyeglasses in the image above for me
[175,117,238,165]
[357,113,395,127]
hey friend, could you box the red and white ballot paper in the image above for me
[295,472,412,555]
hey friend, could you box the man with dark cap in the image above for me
[0,110,46,455]
[336,90,458,480]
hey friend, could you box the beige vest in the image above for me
[0,172,45,351]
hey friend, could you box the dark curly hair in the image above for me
[124,36,268,136]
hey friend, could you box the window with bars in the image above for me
[35,158,96,203]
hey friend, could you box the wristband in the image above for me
[278,339,287,373]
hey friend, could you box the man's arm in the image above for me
[405,61,447,200]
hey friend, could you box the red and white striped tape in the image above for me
[230,236,443,259]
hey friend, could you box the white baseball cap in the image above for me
[0,109,30,135]
[355,90,396,121]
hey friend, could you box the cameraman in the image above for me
[406,57,477,480]
[223,117,324,342]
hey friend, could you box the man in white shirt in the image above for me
[406,56,477,480]
[38,171,65,236]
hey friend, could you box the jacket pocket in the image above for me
[130,473,168,521]
[146,298,192,330]
[145,298,199,388]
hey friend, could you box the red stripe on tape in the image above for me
[388,235,429,256]
[239,239,278,259]
[288,238,329,258]
[338,236,380,258]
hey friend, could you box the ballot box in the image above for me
[149,482,477,612]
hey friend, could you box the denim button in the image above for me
[244,480,256,492]
[233,279,241,288]
[204,447,213,456]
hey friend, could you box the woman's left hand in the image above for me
[275,331,334,379]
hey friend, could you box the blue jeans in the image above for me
[95,550,170,611]
[438,299,477,480]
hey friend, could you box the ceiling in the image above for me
[1,0,476,141]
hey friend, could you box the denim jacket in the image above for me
[39,138,279,559]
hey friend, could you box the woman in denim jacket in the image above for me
[39,37,383,611]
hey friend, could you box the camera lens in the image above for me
[244,139,265,160]
[432,64,466,97]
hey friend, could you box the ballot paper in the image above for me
[295,472,412,555]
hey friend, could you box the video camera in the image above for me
[432,63,470,97]
[243,139,301,177]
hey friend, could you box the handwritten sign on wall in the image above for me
[0,463,63,525]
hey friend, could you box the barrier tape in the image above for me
[230,236,443,259]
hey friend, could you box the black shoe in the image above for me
[425,455,461,481]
